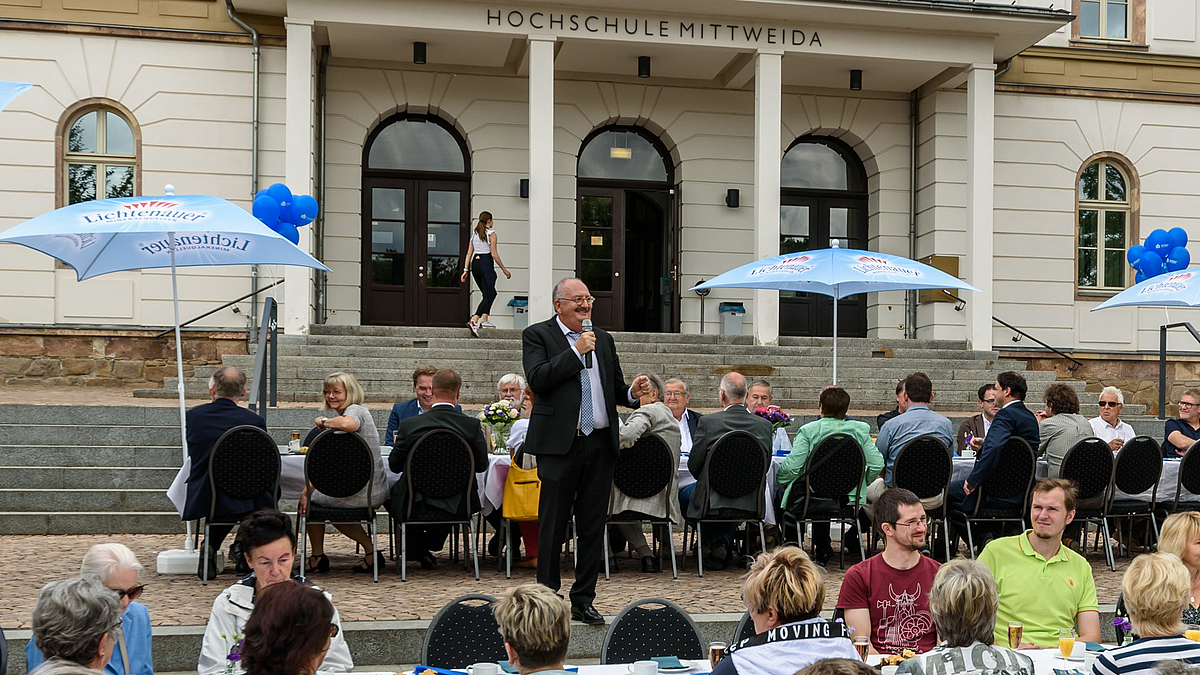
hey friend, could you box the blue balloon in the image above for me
[1140,250,1165,276]
[265,183,293,209]
[1170,227,1189,250]
[275,220,299,245]
[251,195,279,224]
[254,189,269,201]
[291,195,319,226]
[1135,270,1147,284]
[1148,229,1172,255]
[1127,244,1146,267]
[1167,246,1191,272]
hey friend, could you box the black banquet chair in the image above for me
[683,430,770,577]
[421,594,507,669]
[202,424,281,585]
[948,436,1036,558]
[395,429,481,581]
[299,429,382,582]
[781,433,867,568]
[604,433,679,580]
[733,610,757,644]
[1171,440,1200,513]
[1106,436,1162,553]
[1058,437,1115,571]
[888,434,953,560]
[600,598,705,664]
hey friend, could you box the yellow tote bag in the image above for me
[502,451,540,521]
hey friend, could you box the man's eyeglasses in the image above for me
[558,295,596,305]
[981,399,996,405]
[1098,401,1122,408]
[663,392,686,399]
[891,517,929,529]
[1181,401,1198,409]
[114,584,145,601]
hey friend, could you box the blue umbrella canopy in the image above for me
[1091,270,1200,311]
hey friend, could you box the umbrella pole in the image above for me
[169,232,193,553]
[832,284,838,385]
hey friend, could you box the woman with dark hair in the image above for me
[198,510,352,675]
[459,210,511,336]
[241,580,336,675]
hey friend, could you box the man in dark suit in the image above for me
[664,378,702,455]
[522,277,650,624]
[387,368,487,570]
[384,366,463,445]
[682,371,774,570]
[182,366,273,579]
[950,371,1040,516]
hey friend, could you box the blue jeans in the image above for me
[678,483,737,549]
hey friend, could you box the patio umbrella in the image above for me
[0,81,30,115]
[690,240,980,383]
[1091,270,1200,311]
[0,189,329,556]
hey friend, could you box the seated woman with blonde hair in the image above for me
[1093,553,1200,675]
[716,546,859,675]
[493,583,572,675]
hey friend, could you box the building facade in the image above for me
[3,0,1200,355]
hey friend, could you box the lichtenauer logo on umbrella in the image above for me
[80,200,209,226]
[139,233,253,256]
[750,254,813,276]
[850,255,920,277]
[1139,272,1193,295]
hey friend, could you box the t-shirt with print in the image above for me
[896,643,1034,675]
[836,552,941,654]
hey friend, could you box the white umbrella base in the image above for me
[156,548,224,575]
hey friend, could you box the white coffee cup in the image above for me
[1071,642,1087,660]
[472,663,500,675]
[962,449,976,459]
[288,439,301,454]
[632,661,658,675]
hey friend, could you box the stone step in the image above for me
[0,466,179,489]
[0,488,176,511]
[0,511,189,535]
[0,445,185,467]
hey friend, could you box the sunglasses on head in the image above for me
[115,584,145,601]
[1098,401,1121,407]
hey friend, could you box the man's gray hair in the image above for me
[719,372,746,402]
[1100,386,1125,406]
[637,372,665,401]
[80,543,143,584]
[208,367,245,399]
[748,379,772,394]
[31,576,122,666]
[498,373,527,391]
[552,277,584,302]
[665,378,688,395]
[28,660,103,675]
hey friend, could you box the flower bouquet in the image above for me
[479,399,521,453]
[753,405,791,431]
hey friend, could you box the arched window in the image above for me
[367,117,466,173]
[62,106,136,204]
[1077,159,1132,291]
[578,128,669,182]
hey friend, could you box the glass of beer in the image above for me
[1186,625,1200,641]
[853,636,871,660]
[1058,628,1076,659]
[708,642,727,669]
[1007,622,1023,649]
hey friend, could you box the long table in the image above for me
[950,456,1194,502]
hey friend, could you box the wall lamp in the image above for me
[519,178,529,199]
[638,56,651,78]
[414,42,427,65]
[725,188,740,208]
[850,69,862,91]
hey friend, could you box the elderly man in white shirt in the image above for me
[663,378,701,456]
[1089,386,1135,452]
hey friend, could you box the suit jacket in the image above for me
[521,315,635,455]
[686,404,774,519]
[685,409,702,439]
[384,398,461,446]
[183,398,272,521]
[964,400,1040,509]
[387,403,488,517]
[612,401,683,523]
[956,414,988,454]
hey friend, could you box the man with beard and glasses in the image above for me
[978,478,1100,648]
[837,488,941,655]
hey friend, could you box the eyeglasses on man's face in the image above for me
[115,584,145,601]
[1181,401,1199,409]
[1098,401,1121,408]
[891,517,929,529]
[981,398,996,405]
[558,295,596,305]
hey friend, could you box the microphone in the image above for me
[581,319,593,368]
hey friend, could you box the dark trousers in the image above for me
[471,253,498,316]
[536,430,616,608]
[202,522,237,553]
[402,524,450,557]
[677,483,737,548]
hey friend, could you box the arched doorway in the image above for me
[779,136,869,337]
[577,127,677,332]
[361,114,470,326]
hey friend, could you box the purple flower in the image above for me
[1113,617,1132,631]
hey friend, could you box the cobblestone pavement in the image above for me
[0,532,1126,629]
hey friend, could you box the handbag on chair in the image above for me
[502,449,540,521]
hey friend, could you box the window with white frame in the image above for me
[63,107,136,204]
[1079,0,1129,40]
[1078,160,1131,291]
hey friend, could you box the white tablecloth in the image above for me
[949,456,1193,502]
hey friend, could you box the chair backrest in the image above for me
[208,425,281,518]
[733,611,757,645]
[704,431,769,501]
[1059,437,1114,502]
[977,436,1035,501]
[1179,440,1200,497]
[1114,436,1163,498]
[421,594,506,668]
[804,433,865,501]
[405,429,476,516]
[305,429,374,502]
[614,434,674,500]
[601,598,705,664]
[892,435,952,500]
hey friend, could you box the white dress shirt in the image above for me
[983,415,992,435]
[677,412,693,455]
[1089,416,1135,444]
[557,316,634,431]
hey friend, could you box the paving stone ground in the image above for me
[0,532,1126,630]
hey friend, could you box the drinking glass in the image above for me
[1186,625,1200,641]
[708,642,727,669]
[853,636,871,660]
[1007,622,1023,649]
[1058,628,1076,659]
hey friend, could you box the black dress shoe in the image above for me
[419,552,437,570]
[606,556,619,573]
[488,535,501,558]
[812,546,834,567]
[641,555,660,573]
[704,544,729,571]
[571,604,605,624]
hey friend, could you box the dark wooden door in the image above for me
[578,188,624,330]
[779,196,868,337]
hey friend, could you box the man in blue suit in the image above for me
[384,366,462,445]
[182,367,273,579]
[948,371,1040,545]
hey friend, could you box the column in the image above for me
[752,49,783,346]
[527,37,556,321]
[965,63,995,351]
[283,17,315,335]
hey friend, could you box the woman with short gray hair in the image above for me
[896,559,1033,675]
[30,576,122,672]
[27,544,154,675]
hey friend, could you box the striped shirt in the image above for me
[1092,636,1200,675]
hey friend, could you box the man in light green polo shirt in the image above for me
[977,477,1101,648]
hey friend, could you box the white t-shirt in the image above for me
[1089,416,1135,444]
[471,227,494,254]
[677,412,693,455]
